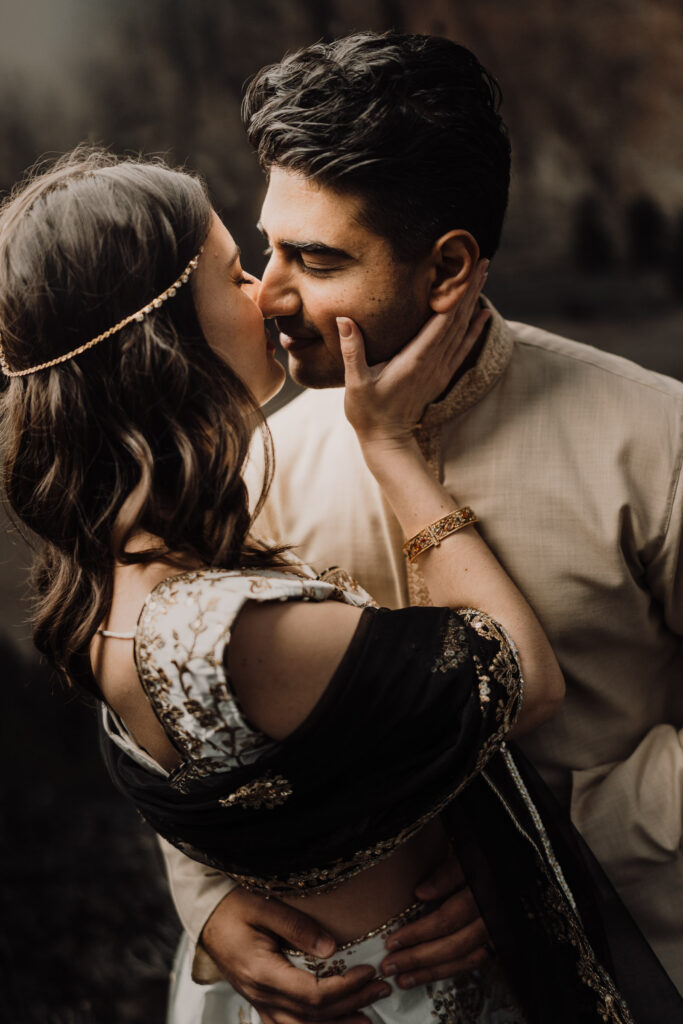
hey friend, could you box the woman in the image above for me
[0,149,667,1024]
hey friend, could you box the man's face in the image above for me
[257,167,432,388]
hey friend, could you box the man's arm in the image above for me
[159,838,390,1021]
[569,451,683,990]
[158,837,237,983]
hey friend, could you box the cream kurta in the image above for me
[161,302,683,990]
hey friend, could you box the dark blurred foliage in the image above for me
[1,1,683,1020]
[0,635,179,1023]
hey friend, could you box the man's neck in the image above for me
[433,311,491,405]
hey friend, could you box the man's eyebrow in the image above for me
[228,245,241,266]
[256,222,351,260]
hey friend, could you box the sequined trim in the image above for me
[501,747,577,914]
[283,901,422,957]
[219,772,293,810]
[482,748,634,1024]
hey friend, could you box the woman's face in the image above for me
[191,212,285,405]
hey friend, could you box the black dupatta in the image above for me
[100,602,681,1024]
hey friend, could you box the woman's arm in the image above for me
[336,268,565,736]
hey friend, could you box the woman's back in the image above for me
[93,558,453,942]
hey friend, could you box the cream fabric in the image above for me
[165,302,683,989]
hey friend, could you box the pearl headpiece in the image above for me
[0,248,203,378]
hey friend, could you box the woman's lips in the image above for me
[279,332,320,352]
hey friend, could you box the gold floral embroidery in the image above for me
[427,962,527,1023]
[431,616,470,673]
[318,566,378,606]
[219,773,293,810]
[298,955,349,979]
[134,567,371,788]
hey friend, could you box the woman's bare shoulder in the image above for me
[228,599,365,740]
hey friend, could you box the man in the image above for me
[164,31,683,1021]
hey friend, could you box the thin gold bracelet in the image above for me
[402,507,478,562]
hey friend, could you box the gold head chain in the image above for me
[0,248,203,378]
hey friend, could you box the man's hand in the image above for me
[201,888,391,1024]
[380,856,492,989]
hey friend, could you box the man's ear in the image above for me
[428,231,481,313]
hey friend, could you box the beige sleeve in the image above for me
[158,836,237,984]
[570,725,683,882]
[570,725,683,988]
[646,427,683,636]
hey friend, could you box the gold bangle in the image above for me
[402,507,478,563]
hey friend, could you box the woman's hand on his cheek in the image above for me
[338,260,489,449]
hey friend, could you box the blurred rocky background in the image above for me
[0,0,681,1021]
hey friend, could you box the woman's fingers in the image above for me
[337,317,369,386]
[340,259,491,440]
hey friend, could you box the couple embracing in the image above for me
[1,31,681,1024]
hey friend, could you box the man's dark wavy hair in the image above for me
[243,31,511,260]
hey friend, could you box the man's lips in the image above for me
[279,331,321,352]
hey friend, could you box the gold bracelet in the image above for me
[402,507,478,562]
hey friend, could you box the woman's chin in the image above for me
[258,361,287,407]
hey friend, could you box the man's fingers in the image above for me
[414,856,466,902]
[446,307,490,363]
[395,944,491,990]
[260,1011,371,1024]
[251,956,384,1017]
[382,916,489,980]
[386,889,478,954]
[253,897,337,959]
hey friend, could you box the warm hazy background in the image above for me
[1,1,682,1021]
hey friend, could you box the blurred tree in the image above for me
[627,194,668,269]
[574,195,616,273]
[669,211,683,302]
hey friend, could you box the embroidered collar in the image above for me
[417,297,513,436]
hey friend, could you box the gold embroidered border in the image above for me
[483,751,634,1024]
[283,901,423,957]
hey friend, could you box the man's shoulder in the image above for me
[507,319,683,405]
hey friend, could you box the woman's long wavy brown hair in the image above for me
[0,148,283,692]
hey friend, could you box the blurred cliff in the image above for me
[0,1,681,1020]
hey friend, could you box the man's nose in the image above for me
[257,256,300,319]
